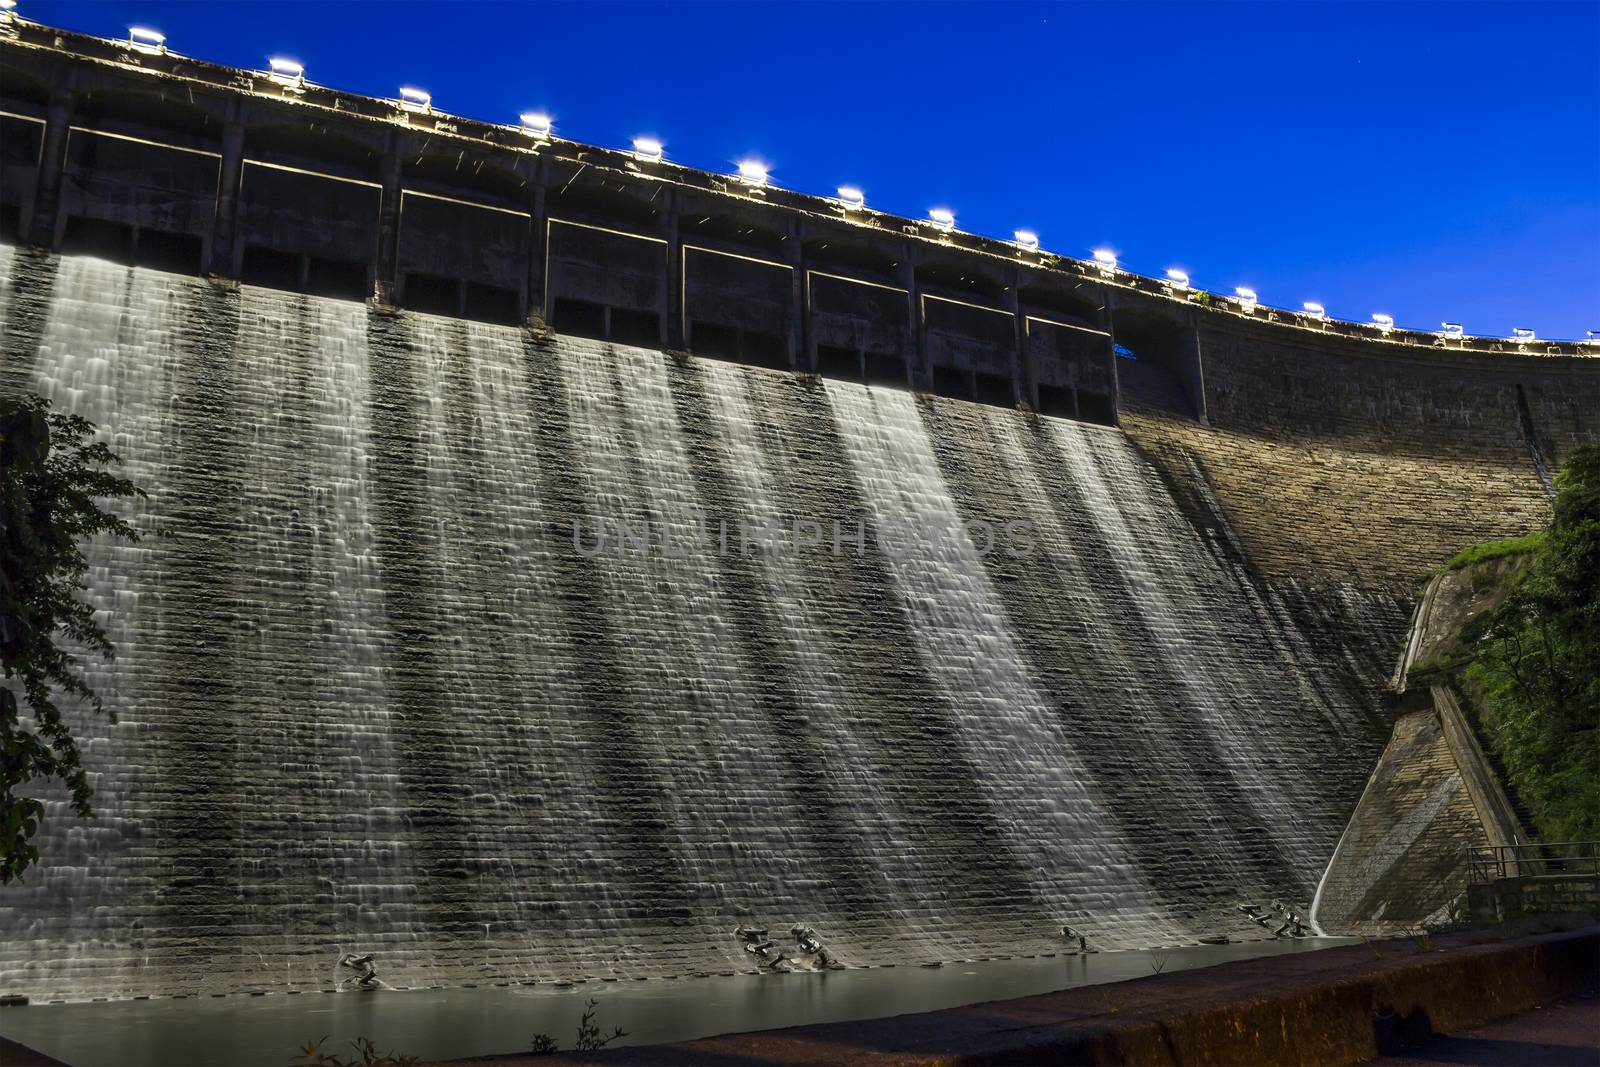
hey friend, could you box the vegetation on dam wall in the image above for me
[1447,445,1599,845]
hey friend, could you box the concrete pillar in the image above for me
[208,114,245,278]
[1185,314,1210,425]
[1008,267,1027,407]
[525,157,547,326]
[374,142,402,305]
[1102,288,1121,425]
[901,244,924,389]
[24,88,73,248]
[663,190,682,349]
[786,217,804,371]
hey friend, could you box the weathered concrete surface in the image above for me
[0,248,1400,1000]
[1117,324,1597,595]
[1312,569,1529,936]
[436,928,1597,1067]
[1371,993,1600,1066]
[1314,708,1488,933]
[0,1034,69,1067]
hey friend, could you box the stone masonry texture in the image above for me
[0,245,1596,1000]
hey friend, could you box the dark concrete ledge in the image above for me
[437,927,1598,1066]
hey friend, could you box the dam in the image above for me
[1,14,1597,1004]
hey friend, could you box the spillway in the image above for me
[0,247,1398,999]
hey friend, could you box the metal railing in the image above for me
[1467,841,1600,884]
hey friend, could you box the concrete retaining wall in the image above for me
[530,927,1599,1066]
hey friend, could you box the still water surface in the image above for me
[2,939,1350,1066]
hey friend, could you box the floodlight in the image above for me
[1303,301,1326,320]
[1235,287,1258,313]
[836,186,865,211]
[1588,330,1600,344]
[1165,268,1190,291]
[0,1,17,24]
[398,87,432,115]
[1441,322,1464,340]
[1372,313,1394,333]
[268,57,304,89]
[1092,248,1117,275]
[127,26,166,55]
[633,136,664,163]
[736,159,769,187]
[1014,230,1040,253]
[1512,327,1535,342]
[520,112,553,139]
[928,207,956,232]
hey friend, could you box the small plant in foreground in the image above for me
[531,997,630,1055]
[290,1035,418,1067]
[1148,951,1170,975]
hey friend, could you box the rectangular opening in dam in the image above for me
[551,297,606,340]
[865,353,908,389]
[610,306,662,347]
[817,344,861,382]
[932,364,976,402]
[134,229,203,275]
[466,282,522,326]
[306,256,370,301]
[60,216,134,263]
[242,245,301,291]
[976,371,1015,407]
[1079,390,1116,426]
[1038,383,1076,419]
[401,272,460,318]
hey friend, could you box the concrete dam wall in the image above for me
[3,17,1599,1002]
[0,244,1400,998]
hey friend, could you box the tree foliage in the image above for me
[1464,444,1600,844]
[1,393,142,883]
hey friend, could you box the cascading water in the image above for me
[0,250,1395,1000]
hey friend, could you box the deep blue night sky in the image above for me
[22,1,1600,339]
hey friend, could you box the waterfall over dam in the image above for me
[0,246,1403,999]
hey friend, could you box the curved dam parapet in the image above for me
[2,16,1599,1003]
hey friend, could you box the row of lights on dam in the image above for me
[2,7,1590,346]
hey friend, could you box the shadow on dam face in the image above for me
[0,244,1403,1000]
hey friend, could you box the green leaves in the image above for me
[1,392,143,883]
[1461,443,1600,845]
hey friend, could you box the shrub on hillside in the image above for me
[1463,444,1600,844]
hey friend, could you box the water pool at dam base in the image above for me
[0,938,1351,1067]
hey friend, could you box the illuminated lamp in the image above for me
[520,112,553,139]
[398,87,432,115]
[1441,322,1464,340]
[1165,268,1190,291]
[1303,301,1326,320]
[1014,230,1040,253]
[632,136,664,163]
[127,26,166,55]
[928,207,956,233]
[268,57,304,90]
[1235,287,1258,313]
[736,159,769,187]
[837,186,866,211]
